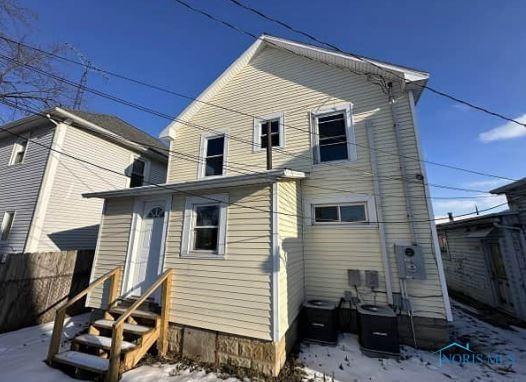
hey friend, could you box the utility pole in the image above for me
[266,120,272,170]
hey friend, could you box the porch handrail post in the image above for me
[106,323,124,382]
[158,269,173,356]
[46,266,123,365]
[108,266,123,307]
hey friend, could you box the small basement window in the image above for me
[9,135,29,165]
[312,105,356,163]
[0,211,15,241]
[130,158,146,188]
[313,203,367,224]
[202,135,226,177]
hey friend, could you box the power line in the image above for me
[0,100,509,224]
[224,0,526,130]
[0,51,502,196]
[0,35,517,183]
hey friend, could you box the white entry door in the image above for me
[129,201,166,297]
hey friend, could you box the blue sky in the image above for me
[13,0,526,219]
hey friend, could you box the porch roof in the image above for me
[83,168,307,199]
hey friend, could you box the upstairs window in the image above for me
[0,211,15,241]
[9,135,29,165]
[313,203,367,224]
[312,105,356,163]
[202,135,226,177]
[253,113,284,151]
[130,158,146,188]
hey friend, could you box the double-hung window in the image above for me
[313,203,367,224]
[253,113,284,151]
[181,194,228,257]
[9,135,29,165]
[0,211,15,241]
[130,158,146,188]
[312,105,356,163]
[202,134,226,177]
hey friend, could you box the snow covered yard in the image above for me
[0,301,524,382]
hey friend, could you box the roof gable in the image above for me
[160,34,429,138]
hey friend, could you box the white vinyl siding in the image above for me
[0,124,54,254]
[165,184,273,340]
[87,197,134,308]
[35,124,167,252]
[277,180,304,339]
[167,46,446,320]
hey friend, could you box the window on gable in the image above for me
[253,114,284,151]
[130,158,146,188]
[203,135,225,177]
[313,106,356,163]
[313,203,367,224]
[0,211,15,241]
[9,135,29,165]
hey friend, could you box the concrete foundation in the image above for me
[166,318,299,377]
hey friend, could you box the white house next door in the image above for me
[129,201,166,297]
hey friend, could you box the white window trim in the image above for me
[252,112,285,152]
[0,211,15,242]
[9,133,30,166]
[311,103,357,165]
[313,202,369,225]
[198,132,229,179]
[304,193,377,228]
[181,194,229,258]
[127,154,151,188]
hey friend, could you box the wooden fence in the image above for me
[0,250,94,333]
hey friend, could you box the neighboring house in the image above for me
[438,178,526,320]
[84,35,451,375]
[0,107,167,254]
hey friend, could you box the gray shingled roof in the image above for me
[60,108,167,153]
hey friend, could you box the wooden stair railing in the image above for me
[47,266,123,364]
[106,268,173,382]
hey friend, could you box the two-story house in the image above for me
[81,35,451,376]
[0,107,167,254]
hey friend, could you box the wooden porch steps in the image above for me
[54,350,109,374]
[92,319,154,335]
[73,334,136,352]
[47,267,173,382]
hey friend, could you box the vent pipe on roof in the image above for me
[448,212,454,222]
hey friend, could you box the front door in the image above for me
[129,201,166,297]
[487,242,514,313]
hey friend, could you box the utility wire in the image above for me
[0,100,509,224]
[225,0,526,130]
[0,52,501,196]
[0,35,517,183]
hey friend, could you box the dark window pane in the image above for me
[1,212,14,241]
[318,114,346,139]
[314,206,338,222]
[205,156,223,176]
[130,174,144,188]
[196,205,219,226]
[194,227,218,251]
[207,136,225,156]
[260,120,280,148]
[340,205,366,222]
[319,143,348,162]
[131,159,145,175]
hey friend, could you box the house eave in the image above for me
[83,168,307,199]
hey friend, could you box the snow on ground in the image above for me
[0,301,525,382]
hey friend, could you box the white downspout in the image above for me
[366,120,393,304]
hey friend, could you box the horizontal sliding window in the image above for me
[313,203,367,224]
